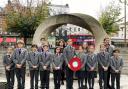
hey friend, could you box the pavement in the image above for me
[0,73,128,89]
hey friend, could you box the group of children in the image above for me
[3,37,124,89]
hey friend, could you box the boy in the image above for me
[86,45,97,89]
[63,39,75,89]
[27,44,40,89]
[52,47,64,89]
[97,44,110,89]
[3,47,15,89]
[104,37,115,89]
[110,49,123,89]
[39,45,52,89]
[12,40,28,89]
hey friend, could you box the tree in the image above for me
[98,1,121,34]
[6,0,50,44]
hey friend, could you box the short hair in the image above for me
[43,45,49,48]
[7,46,14,50]
[104,37,109,41]
[40,38,45,41]
[100,44,105,48]
[31,44,38,48]
[113,49,120,53]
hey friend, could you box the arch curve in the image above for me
[33,13,108,51]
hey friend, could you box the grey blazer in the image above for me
[3,53,15,70]
[86,53,97,71]
[76,52,87,71]
[63,45,75,65]
[27,51,40,70]
[52,53,64,69]
[12,48,28,67]
[39,51,52,71]
[106,45,114,56]
[110,56,124,73]
[97,52,110,68]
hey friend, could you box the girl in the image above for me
[52,47,64,89]
[75,46,86,89]
[86,45,97,89]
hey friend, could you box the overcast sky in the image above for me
[0,0,128,20]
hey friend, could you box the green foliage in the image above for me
[6,1,49,38]
[99,1,121,34]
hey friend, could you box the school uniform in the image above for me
[52,53,64,89]
[60,47,65,85]
[3,53,15,89]
[39,51,52,89]
[110,56,123,89]
[105,44,115,89]
[83,49,88,89]
[12,48,28,89]
[97,52,110,89]
[27,51,40,89]
[63,45,75,89]
[75,52,86,89]
[86,53,97,89]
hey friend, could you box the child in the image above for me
[12,40,28,89]
[97,44,110,89]
[27,44,40,89]
[75,46,87,89]
[86,45,97,89]
[39,45,52,89]
[82,42,88,89]
[52,47,64,89]
[63,39,75,89]
[3,47,15,89]
[110,49,123,89]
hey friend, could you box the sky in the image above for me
[0,0,127,20]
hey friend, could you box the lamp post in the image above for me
[119,0,127,47]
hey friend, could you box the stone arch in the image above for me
[33,13,108,52]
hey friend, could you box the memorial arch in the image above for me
[33,13,108,51]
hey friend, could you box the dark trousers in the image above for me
[61,62,65,84]
[5,70,15,89]
[15,67,26,89]
[65,66,74,89]
[99,68,108,89]
[87,71,96,89]
[107,67,112,89]
[76,71,84,89]
[30,70,39,89]
[53,70,61,89]
[111,73,120,89]
[84,69,88,89]
[40,70,50,89]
